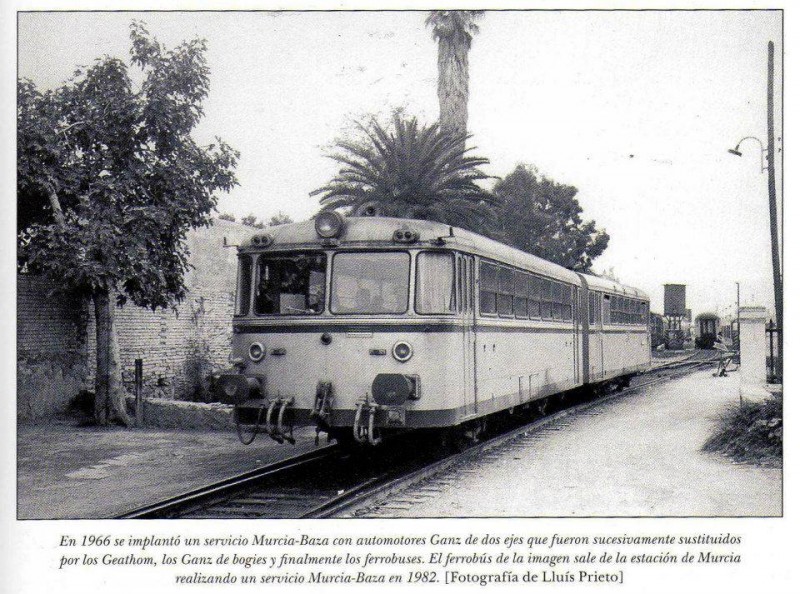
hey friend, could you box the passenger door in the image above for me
[457,253,478,416]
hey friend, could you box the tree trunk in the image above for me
[437,35,470,146]
[93,289,133,426]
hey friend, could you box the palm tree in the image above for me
[425,11,484,146]
[312,114,496,234]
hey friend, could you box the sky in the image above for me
[16,10,783,316]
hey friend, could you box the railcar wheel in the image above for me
[438,426,479,454]
[328,428,360,451]
[536,399,549,416]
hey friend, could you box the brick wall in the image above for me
[18,219,256,418]
[17,275,89,419]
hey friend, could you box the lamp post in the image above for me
[727,40,781,381]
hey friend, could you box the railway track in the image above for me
[118,354,722,520]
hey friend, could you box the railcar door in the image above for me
[457,253,478,416]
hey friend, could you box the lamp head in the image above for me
[727,148,743,157]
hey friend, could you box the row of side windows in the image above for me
[479,261,574,321]
[610,295,649,325]
[588,290,648,326]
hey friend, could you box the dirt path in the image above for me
[351,370,781,517]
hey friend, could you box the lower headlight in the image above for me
[392,341,413,362]
[248,342,265,362]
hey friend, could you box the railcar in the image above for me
[216,214,651,446]
[695,313,721,349]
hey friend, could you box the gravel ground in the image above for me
[349,370,782,517]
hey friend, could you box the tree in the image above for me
[17,21,238,425]
[268,211,293,226]
[492,165,610,272]
[218,212,236,222]
[240,214,265,228]
[425,11,484,146]
[312,114,496,234]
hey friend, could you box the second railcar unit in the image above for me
[217,215,651,446]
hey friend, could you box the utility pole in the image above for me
[735,282,740,351]
[766,40,782,380]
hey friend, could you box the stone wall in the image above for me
[17,219,256,419]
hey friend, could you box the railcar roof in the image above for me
[243,216,647,292]
[579,273,650,300]
[695,312,720,320]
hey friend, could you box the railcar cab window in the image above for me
[235,256,252,316]
[416,252,456,314]
[331,252,409,314]
[253,252,326,315]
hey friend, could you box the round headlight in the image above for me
[315,211,345,238]
[392,341,413,363]
[248,342,265,362]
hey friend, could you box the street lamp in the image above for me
[725,41,781,382]
[727,136,767,172]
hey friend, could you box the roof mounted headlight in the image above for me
[251,233,274,247]
[315,211,345,239]
[393,227,419,244]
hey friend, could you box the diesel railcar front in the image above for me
[216,214,650,446]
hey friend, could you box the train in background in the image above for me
[695,313,721,349]
[216,214,651,446]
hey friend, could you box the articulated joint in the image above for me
[353,398,383,446]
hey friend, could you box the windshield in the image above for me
[253,252,326,315]
[331,252,410,314]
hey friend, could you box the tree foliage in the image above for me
[313,114,496,234]
[425,11,484,142]
[268,211,294,226]
[240,214,265,228]
[17,21,238,424]
[18,21,239,308]
[492,164,610,272]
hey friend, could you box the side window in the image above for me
[602,294,611,325]
[552,282,562,320]
[588,290,596,325]
[514,271,528,319]
[458,256,469,312]
[465,257,475,311]
[479,261,497,315]
[497,267,514,316]
[541,280,553,319]
[528,276,541,319]
[554,283,564,320]
[565,285,574,321]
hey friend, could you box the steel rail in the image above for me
[118,355,719,520]
[311,357,719,518]
[117,445,338,519]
